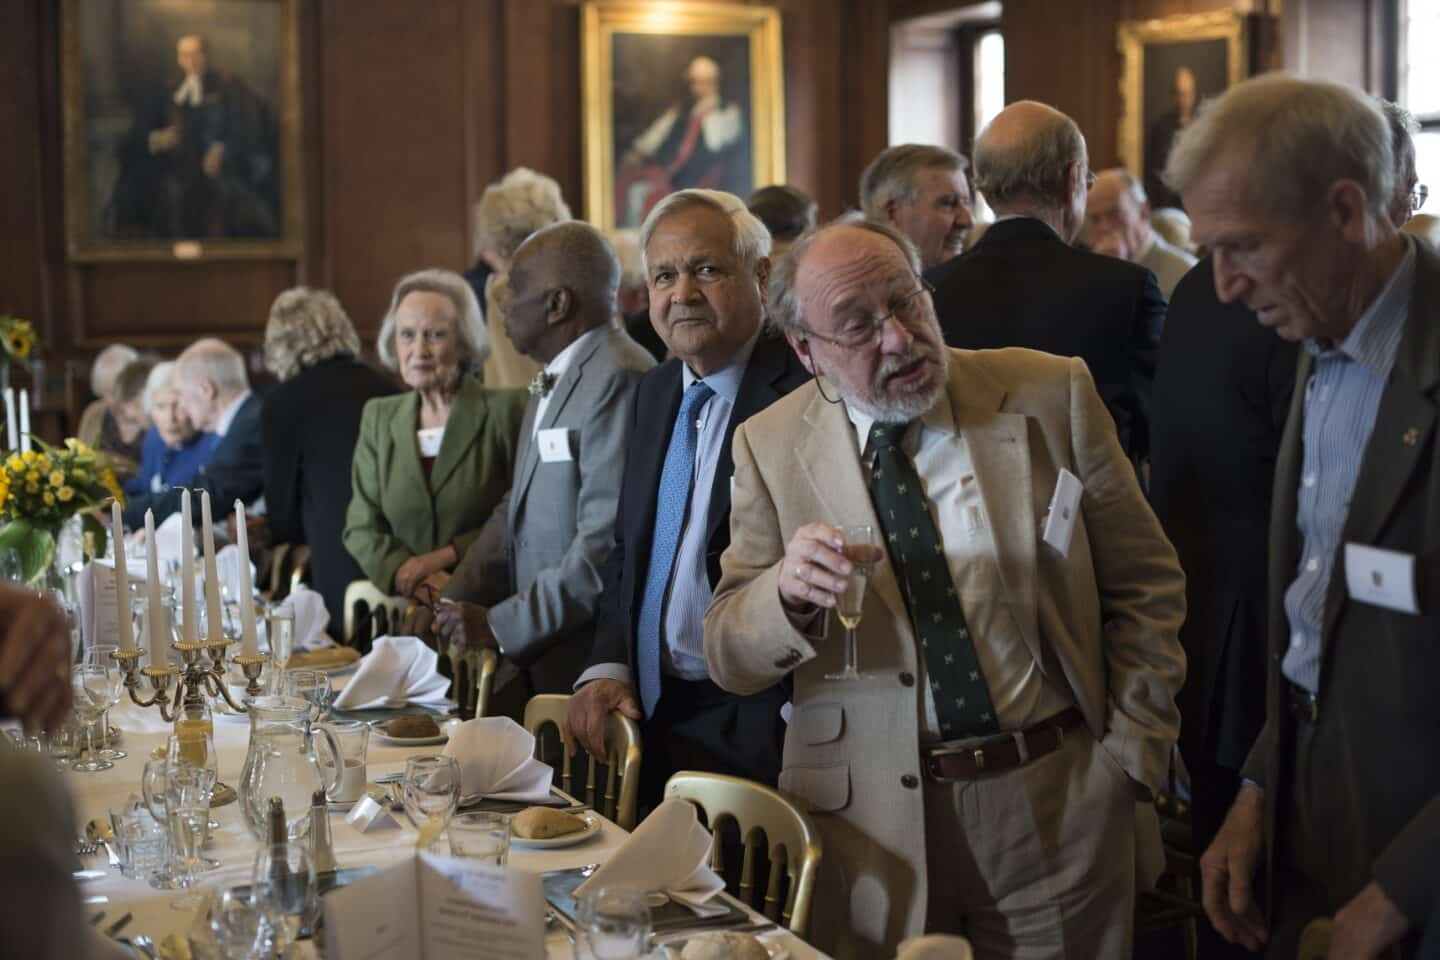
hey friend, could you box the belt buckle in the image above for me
[924,744,970,783]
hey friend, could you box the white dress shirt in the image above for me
[531,326,605,437]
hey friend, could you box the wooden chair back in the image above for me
[662,771,822,936]
[522,693,641,830]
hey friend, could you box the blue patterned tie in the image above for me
[636,380,715,718]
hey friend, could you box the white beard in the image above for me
[828,348,949,423]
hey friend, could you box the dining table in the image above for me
[62,666,828,960]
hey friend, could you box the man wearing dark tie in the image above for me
[564,188,810,803]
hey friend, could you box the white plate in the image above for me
[508,810,602,848]
[659,934,787,959]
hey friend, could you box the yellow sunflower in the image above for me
[6,325,33,362]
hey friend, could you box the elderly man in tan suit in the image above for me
[704,219,1186,959]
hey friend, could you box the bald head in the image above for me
[505,221,619,362]
[973,100,1089,240]
[176,338,248,432]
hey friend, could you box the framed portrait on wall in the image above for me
[1118,11,1256,210]
[582,2,785,231]
[62,0,302,261]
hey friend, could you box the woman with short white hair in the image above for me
[344,269,527,601]
[472,167,572,387]
[122,361,219,497]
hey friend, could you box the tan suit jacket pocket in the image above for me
[780,764,851,812]
[793,702,844,745]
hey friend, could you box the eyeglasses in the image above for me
[1412,184,1429,214]
[800,279,934,351]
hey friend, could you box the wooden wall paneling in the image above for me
[321,0,473,339]
[298,0,328,291]
[503,0,583,211]
[78,261,299,345]
[0,1,48,337]
[848,0,894,203]
[462,0,507,250]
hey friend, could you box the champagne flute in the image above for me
[825,524,884,681]
[401,755,461,853]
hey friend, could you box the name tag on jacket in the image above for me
[1041,468,1083,557]
[1344,543,1419,614]
[537,428,574,463]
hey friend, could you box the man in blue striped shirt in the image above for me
[1172,75,1440,958]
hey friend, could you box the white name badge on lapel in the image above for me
[1042,468,1083,557]
[1344,543,1419,614]
[536,428,575,463]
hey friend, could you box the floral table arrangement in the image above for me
[0,438,123,585]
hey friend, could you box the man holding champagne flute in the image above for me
[704,219,1187,958]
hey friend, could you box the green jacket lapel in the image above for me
[429,378,487,495]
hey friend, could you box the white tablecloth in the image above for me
[67,685,824,959]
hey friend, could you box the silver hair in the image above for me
[768,217,922,337]
[177,338,248,394]
[606,228,647,291]
[91,344,139,398]
[377,268,490,375]
[264,286,362,382]
[142,361,177,415]
[973,111,1085,207]
[1163,74,1395,223]
[639,189,772,274]
[859,144,967,219]
[473,167,572,261]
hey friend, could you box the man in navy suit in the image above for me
[563,189,810,804]
[122,338,263,528]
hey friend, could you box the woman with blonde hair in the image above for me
[344,269,526,602]
[260,286,397,635]
[471,167,572,387]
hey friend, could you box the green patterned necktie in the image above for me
[867,420,999,739]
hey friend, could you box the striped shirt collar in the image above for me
[1305,239,1416,374]
[680,325,761,404]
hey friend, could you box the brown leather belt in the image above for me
[923,706,1086,782]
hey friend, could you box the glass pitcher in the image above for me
[239,696,341,841]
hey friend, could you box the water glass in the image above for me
[69,662,116,772]
[113,807,168,879]
[448,812,510,865]
[401,755,461,853]
[210,882,275,960]
[251,837,317,952]
[0,546,21,582]
[322,720,370,803]
[576,886,653,960]
[88,644,126,760]
[167,764,218,906]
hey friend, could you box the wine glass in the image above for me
[285,670,332,722]
[251,832,317,951]
[576,886,653,960]
[267,609,295,695]
[166,763,217,907]
[825,524,884,681]
[69,662,115,771]
[169,701,223,839]
[401,755,461,853]
[87,644,126,761]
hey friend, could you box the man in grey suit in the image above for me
[434,222,655,714]
[1173,75,1440,958]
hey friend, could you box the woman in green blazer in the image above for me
[344,268,527,599]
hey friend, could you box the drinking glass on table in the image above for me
[286,669,332,722]
[267,609,295,694]
[88,643,127,760]
[576,886,653,960]
[448,811,510,865]
[401,754,461,853]
[70,659,119,771]
[140,758,179,889]
[165,763,218,907]
[251,829,317,950]
[824,523,884,681]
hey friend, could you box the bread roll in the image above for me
[384,715,440,738]
[678,931,770,960]
[511,807,589,839]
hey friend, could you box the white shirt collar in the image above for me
[844,393,955,456]
[174,74,204,107]
[214,391,251,437]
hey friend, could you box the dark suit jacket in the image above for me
[585,333,811,676]
[932,216,1165,461]
[1243,236,1440,929]
[122,392,264,529]
[262,356,399,637]
[1150,258,1297,772]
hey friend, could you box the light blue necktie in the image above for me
[636,380,715,718]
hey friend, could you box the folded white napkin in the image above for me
[277,585,333,651]
[331,635,450,710]
[214,544,255,606]
[442,717,553,804]
[575,798,725,909]
[895,935,974,960]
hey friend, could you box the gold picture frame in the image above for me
[61,0,303,262]
[582,1,785,231]
[1118,10,1250,210]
